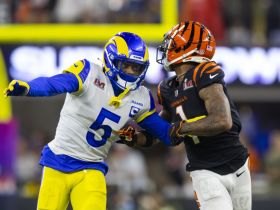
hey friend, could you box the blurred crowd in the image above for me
[0,0,280,45]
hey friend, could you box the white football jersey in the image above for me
[48,59,155,163]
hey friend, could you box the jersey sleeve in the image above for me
[135,89,156,123]
[157,81,164,106]
[63,59,91,95]
[157,80,174,114]
[138,112,172,146]
[157,81,170,109]
[27,73,79,96]
[192,61,225,91]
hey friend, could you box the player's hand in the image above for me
[168,121,187,145]
[116,125,137,147]
[4,80,30,97]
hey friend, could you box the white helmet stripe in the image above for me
[168,48,198,65]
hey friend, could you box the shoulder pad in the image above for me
[63,59,91,93]
[192,61,223,87]
[63,60,85,75]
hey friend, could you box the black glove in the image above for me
[116,125,137,147]
[168,121,187,145]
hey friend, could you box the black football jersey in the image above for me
[158,61,248,175]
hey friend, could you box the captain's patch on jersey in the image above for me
[129,106,140,117]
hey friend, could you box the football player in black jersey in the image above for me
[118,21,251,210]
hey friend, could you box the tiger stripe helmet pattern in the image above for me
[156,21,216,71]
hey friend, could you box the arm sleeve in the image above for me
[138,112,172,146]
[27,73,79,96]
[27,59,91,97]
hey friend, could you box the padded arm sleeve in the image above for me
[138,112,172,146]
[27,73,79,96]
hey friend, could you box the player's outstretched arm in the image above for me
[116,117,185,148]
[4,73,79,97]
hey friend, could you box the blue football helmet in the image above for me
[103,32,149,90]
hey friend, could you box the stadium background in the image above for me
[0,0,280,209]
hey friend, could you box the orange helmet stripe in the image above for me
[183,21,195,50]
[193,22,202,46]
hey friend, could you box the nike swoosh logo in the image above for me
[236,170,245,177]
[209,73,218,79]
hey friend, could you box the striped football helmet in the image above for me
[103,32,149,90]
[156,21,216,71]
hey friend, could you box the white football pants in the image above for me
[190,158,251,210]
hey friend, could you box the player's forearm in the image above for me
[138,114,171,145]
[27,73,79,96]
[180,114,232,136]
[181,83,232,136]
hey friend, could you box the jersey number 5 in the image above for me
[86,108,120,147]
[176,105,200,144]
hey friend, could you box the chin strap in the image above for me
[109,87,131,108]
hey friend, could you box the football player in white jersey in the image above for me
[4,32,182,210]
